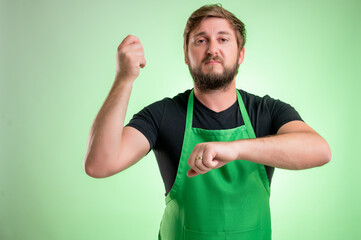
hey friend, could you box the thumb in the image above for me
[187,169,198,177]
[140,57,146,68]
[208,159,219,168]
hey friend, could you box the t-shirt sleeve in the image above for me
[125,99,166,152]
[264,95,304,134]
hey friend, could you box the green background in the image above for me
[1,0,360,239]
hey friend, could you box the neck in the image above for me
[193,80,237,113]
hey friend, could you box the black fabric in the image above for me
[126,88,304,196]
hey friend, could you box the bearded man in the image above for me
[84,4,331,240]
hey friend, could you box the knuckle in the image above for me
[195,160,202,168]
[203,161,212,168]
[119,48,126,56]
[119,46,128,54]
[123,51,130,57]
[118,45,126,53]
[204,144,212,151]
[129,34,139,41]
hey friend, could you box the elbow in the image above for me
[83,155,120,178]
[84,159,99,178]
[323,142,332,165]
[317,139,332,167]
[84,164,109,179]
[84,164,98,178]
[296,138,331,170]
[83,156,108,179]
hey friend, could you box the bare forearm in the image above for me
[233,132,331,170]
[84,74,133,176]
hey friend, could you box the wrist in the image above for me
[231,139,247,161]
[115,72,137,84]
[113,73,135,88]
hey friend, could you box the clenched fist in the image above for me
[116,35,146,81]
[187,142,239,177]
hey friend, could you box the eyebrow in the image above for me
[192,31,232,38]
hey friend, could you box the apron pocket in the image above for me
[183,225,261,240]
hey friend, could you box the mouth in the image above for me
[205,60,221,65]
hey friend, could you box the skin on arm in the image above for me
[187,120,331,177]
[85,124,150,178]
[83,35,150,178]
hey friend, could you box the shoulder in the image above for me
[128,88,192,124]
[237,88,303,134]
[126,89,191,150]
[237,88,268,111]
[237,88,296,114]
[160,89,190,124]
[165,89,191,109]
[141,89,190,118]
[136,89,190,115]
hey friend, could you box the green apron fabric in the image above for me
[158,89,272,240]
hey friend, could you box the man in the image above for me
[84,4,331,239]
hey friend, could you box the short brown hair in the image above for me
[183,4,246,55]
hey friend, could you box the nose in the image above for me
[207,39,218,55]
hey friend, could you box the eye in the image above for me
[195,39,207,44]
[220,38,229,43]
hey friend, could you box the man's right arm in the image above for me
[83,35,149,178]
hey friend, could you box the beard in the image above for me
[187,55,240,92]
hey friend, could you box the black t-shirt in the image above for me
[126,88,303,196]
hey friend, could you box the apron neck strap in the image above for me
[186,88,256,138]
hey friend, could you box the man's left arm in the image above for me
[187,120,331,177]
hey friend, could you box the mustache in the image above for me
[202,56,223,64]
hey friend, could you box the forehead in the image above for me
[190,17,236,38]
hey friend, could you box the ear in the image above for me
[238,47,245,64]
[184,52,189,65]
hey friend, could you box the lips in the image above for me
[205,60,221,65]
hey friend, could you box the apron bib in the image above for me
[158,89,272,240]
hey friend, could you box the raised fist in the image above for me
[116,35,146,81]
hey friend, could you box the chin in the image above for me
[204,70,224,76]
[203,67,223,73]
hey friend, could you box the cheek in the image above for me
[189,47,205,60]
[227,50,239,63]
[188,53,202,66]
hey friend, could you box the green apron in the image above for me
[158,89,272,240]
